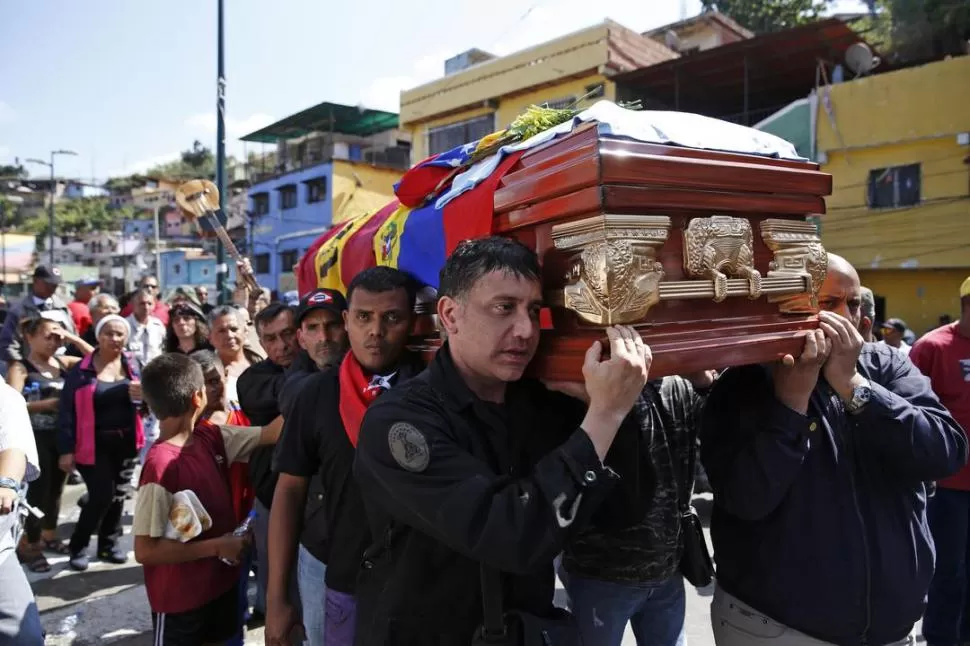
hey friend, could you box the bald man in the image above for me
[701,253,967,646]
[859,286,876,342]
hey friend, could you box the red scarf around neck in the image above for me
[339,353,394,447]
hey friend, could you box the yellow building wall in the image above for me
[815,56,970,327]
[401,24,613,126]
[407,74,614,162]
[330,160,403,224]
[859,268,967,335]
[495,73,614,132]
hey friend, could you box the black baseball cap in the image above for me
[33,266,63,285]
[295,288,347,326]
[879,318,907,333]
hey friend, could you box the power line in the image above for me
[826,226,970,253]
[820,195,970,227]
[857,242,970,266]
[827,151,970,193]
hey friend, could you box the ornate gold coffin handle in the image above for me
[550,214,826,326]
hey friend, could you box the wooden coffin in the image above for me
[470,122,833,381]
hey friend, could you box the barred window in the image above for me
[427,114,495,156]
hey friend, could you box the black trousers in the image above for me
[70,430,137,554]
[25,431,66,543]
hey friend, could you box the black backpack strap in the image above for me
[479,564,508,642]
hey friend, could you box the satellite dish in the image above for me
[845,42,881,77]
[665,30,682,51]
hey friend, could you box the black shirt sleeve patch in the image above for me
[387,422,430,473]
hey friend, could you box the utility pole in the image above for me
[153,205,162,291]
[123,217,130,292]
[215,0,227,304]
[26,149,78,267]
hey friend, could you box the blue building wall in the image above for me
[159,250,237,292]
[247,163,334,291]
[123,220,156,239]
[64,184,109,199]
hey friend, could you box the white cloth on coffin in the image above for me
[435,100,804,210]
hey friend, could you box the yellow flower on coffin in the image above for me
[474,129,509,154]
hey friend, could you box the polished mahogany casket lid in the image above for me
[414,122,832,380]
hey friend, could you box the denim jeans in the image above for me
[564,572,686,646]
[0,549,44,645]
[924,487,970,646]
[298,544,327,646]
[224,555,252,646]
[251,500,272,615]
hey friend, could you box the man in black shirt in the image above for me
[267,268,421,646]
[353,237,651,645]
[278,288,349,419]
[235,302,297,621]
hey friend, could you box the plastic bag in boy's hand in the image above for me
[164,490,213,543]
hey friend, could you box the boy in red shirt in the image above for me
[133,353,283,645]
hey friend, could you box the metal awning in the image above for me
[614,18,883,125]
[240,101,400,143]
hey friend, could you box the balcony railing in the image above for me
[246,140,411,184]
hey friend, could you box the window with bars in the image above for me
[253,193,270,216]
[253,254,270,274]
[867,164,921,208]
[279,185,298,210]
[427,114,495,156]
[280,249,300,271]
[306,177,327,203]
[542,96,576,110]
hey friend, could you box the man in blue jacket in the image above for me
[702,253,967,646]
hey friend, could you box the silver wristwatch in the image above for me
[844,379,872,415]
[0,476,20,492]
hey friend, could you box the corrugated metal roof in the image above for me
[241,101,399,143]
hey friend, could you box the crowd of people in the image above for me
[0,239,967,646]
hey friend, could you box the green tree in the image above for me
[0,164,26,180]
[864,0,970,62]
[700,0,832,33]
[26,198,137,246]
[144,140,221,180]
[181,140,213,171]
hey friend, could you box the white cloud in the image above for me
[0,101,14,124]
[0,145,10,160]
[183,112,276,138]
[360,51,451,112]
[358,0,701,113]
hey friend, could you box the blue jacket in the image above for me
[701,343,967,646]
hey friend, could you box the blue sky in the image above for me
[0,0,865,183]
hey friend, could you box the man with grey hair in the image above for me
[208,306,263,407]
[859,286,876,342]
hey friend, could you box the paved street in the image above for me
[24,487,921,645]
[27,482,721,645]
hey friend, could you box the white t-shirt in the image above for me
[0,383,40,482]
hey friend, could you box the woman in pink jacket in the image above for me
[57,314,145,571]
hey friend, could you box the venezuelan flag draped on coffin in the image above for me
[295,100,833,380]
